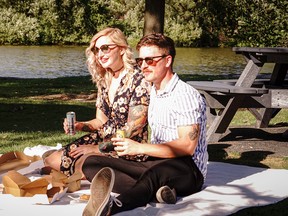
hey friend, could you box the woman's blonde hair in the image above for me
[85,27,135,89]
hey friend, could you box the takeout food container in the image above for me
[0,151,41,174]
[2,170,67,204]
[46,169,82,193]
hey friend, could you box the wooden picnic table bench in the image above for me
[188,81,269,95]
[187,47,288,143]
[188,80,288,109]
[213,78,288,88]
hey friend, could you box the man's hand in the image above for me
[111,137,142,156]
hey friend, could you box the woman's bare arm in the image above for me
[75,108,108,132]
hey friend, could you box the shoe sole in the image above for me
[156,186,177,204]
[82,167,115,216]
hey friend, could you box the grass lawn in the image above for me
[0,75,288,215]
[0,76,96,152]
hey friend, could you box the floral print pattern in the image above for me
[60,67,150,176]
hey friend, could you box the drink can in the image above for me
[66,111,76,135]
[116,129,125,138]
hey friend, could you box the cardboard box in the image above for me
[0,151,41,175]
[48,169,82,193]
[2,170,67,204]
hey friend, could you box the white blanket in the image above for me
[1,160,288,216]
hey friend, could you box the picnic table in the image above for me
[187,47,288,143]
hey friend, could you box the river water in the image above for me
[0,46,273,79]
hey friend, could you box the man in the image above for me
[82,33,208,216]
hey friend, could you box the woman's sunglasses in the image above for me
[135,55,167,67]
[95,44,118,54]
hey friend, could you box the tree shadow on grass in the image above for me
[0,102,95,132]
[208,144,274,168]
[221,127,287,142]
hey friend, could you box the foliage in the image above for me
[165,0,202,47]
[0,7,40,44]
[234,0,288,47]
[0,0,287,47]
[193,0,239,47]
[96,0,146,45]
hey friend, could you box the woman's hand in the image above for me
[69,144,99,158]
[63,119,93,134]
[63,118,70,134]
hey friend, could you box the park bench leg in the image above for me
[206,96,245,143]
[254,108,280,128]
[206,107,217,127]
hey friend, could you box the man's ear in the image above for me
[165,55,173,67]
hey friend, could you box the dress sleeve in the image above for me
[129,73,150,107]
[99,70,150,139]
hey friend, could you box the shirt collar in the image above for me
[152,73,179,96]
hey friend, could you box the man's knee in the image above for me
[82,155,101,181]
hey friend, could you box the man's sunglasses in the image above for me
[95,44,118,54]
[135,55,167,67]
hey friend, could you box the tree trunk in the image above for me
[143,0,165,36]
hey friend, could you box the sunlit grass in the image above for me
[231,109,288,126]
[0,131,87,153]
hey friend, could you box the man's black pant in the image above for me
[82,155,204,214]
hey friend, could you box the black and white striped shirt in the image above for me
[148,74,208,179]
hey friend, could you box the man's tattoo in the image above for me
[125,105,148,137]
[189,126,199,141]
[128,105,147,121]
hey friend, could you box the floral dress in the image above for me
[60,68,150,176]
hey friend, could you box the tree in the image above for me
[143,0,165,35]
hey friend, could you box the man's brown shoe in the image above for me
[156,185,177,204]
[82,167,120,216]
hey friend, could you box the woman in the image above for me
[44,28,150,177]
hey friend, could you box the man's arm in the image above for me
[140,124,200,157]
[125,104,148,138]
[113,124,200,158]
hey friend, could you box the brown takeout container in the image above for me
[46,169,82,193]
[0,151,41,174]
[2,170,67,204]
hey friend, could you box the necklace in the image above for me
[112,65,124,76]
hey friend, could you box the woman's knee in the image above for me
[43,150,62,169]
